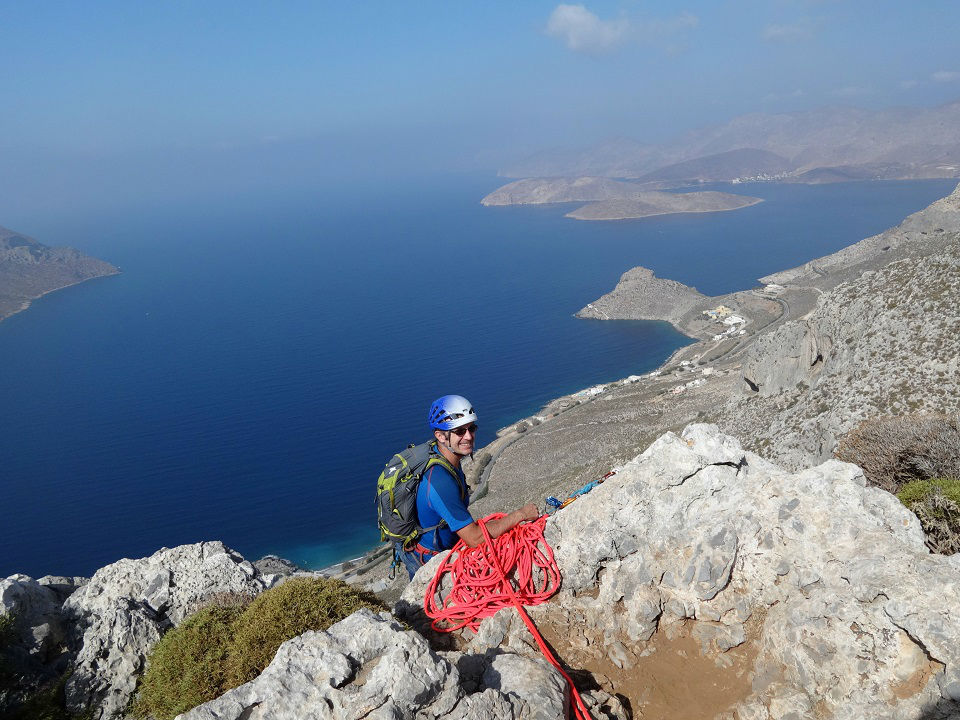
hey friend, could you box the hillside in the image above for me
[0,226,119,323]
[499,99,960,185]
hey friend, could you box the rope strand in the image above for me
[423,513,593,720]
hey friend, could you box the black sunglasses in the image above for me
[450,423,478,437]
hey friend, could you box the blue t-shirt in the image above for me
[416,459,473,551]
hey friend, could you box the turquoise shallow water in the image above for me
[0,174,955,577]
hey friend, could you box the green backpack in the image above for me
[375,440,463,547]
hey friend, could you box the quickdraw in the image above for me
[546,470,617,511]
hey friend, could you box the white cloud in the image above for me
[545,4,697,55]
[762,22,811,42]
[546,4,629,55]
[932,70,960,83]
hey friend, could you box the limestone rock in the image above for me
[0,574,85,709]
[540,425,958,719]
[178,609,569,720]
[62,541,271,719]
[402,424,959,719]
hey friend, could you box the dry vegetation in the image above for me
[837,413,960,553]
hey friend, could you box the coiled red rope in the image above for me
[423,513,593,720]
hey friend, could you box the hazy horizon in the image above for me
[2,1,959,221]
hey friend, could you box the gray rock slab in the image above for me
[62,541,271,719]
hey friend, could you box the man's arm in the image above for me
[456,503,539,548]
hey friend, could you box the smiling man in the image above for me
[397,394,539,580]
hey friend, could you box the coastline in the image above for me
[0,269,121,326]
[322,180,960,598]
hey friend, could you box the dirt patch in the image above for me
[890,658,945,701]
[541,616,761,720]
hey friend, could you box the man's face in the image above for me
[438,423,477,455]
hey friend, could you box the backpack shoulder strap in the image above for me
[424,442,468,502]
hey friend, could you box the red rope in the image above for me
[423,513,593,720]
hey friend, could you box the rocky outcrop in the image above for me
[575,265,705,324]
[0,225,119,323]
[178,609,570,720]
[60,541,274,719]
[0,575,85,709]
[183,425,960,719]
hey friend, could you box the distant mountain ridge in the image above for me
[501,99,960,185]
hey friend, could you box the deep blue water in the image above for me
[1,175,955,577]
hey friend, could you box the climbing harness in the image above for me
[546,470,616,512]
[423,513,593,720]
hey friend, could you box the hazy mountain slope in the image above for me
[502,100,960,183]
[636,148,793,183]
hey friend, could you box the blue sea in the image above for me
[1,175,956,578]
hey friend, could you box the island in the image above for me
[0,225,119,324]
[480,177,762,220]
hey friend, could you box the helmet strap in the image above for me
[437,431,470,460]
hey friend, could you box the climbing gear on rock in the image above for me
[376,440,464,547]
[546,470,616,512]
[424,513,593,720]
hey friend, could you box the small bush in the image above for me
[134,605,244,720]
[836,413,960,494]
[897,477,960,555]
[136,578,384,720]
[225,578,385,686]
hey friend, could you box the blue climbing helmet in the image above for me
[428,395,478,431]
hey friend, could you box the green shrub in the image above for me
[134,605,244,720]
[225,577,385,686]
[136,578,386,720]
[897,476,960,508]
[897,477,960,555]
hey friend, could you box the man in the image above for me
[398,394,539,579]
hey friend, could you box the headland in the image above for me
[0,225,119,325]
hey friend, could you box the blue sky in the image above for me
[1,1,958,215]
